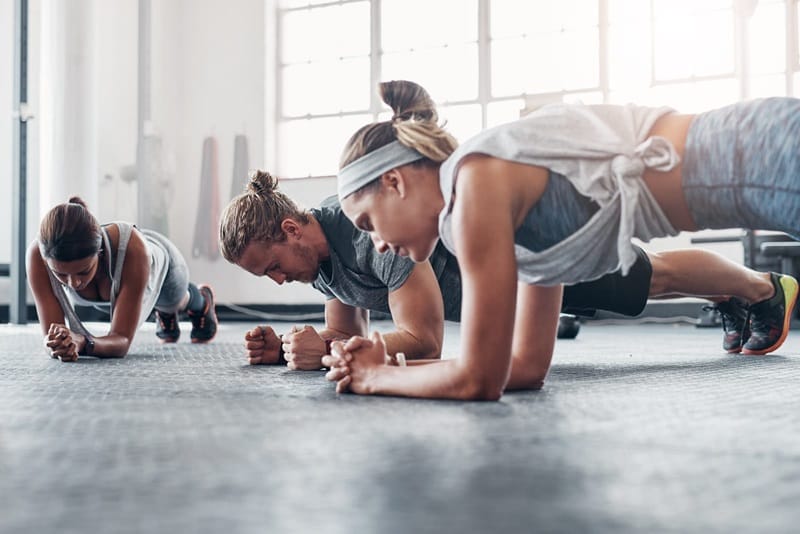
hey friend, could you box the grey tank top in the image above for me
[438,102,680,286]
[46,222,170,336]
[515,170,599,252]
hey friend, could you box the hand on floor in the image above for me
[244,325,282,365]
[281,325,326,370]
[45,324,79,362]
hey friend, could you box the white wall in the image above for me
[95,0,138,224]
[146,0,325,305]
[0,0,12,265]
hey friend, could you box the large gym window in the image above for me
[274,0,799,179]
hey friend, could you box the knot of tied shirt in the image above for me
[611,135,680,180]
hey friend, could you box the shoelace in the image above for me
[701,303,750,333]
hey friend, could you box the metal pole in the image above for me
[11,0,30,324]
[136,0,151,227]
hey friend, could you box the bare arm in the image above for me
[324,157,555,400]
[505,282,562,390]
[27,242,80,361]
[320,298,369,340]
[381,261,444,360]
[77,228,149,358]
[26,240,67,336]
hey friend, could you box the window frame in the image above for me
[269,0,800,179]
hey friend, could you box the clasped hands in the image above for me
[43,323,85,362]
[322,331,391,394]
[244,325,393,391]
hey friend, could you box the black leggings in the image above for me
[561,245,652,317]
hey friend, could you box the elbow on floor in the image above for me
[103,342,131,359]
[460,377,505,401]
[418,338,443,360]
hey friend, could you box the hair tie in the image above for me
[249,179,266,196]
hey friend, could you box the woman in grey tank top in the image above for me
[27,197,219,361]
[322,80,799,401]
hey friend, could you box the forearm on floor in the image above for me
[364,359,493,400]
[503,356,548,391]
[382,330,442,360]
[84,333,132,358]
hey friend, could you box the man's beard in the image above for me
[292,242,320,283]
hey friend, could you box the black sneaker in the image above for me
[188,284,218,343]
[742,273,799,355]
[155,310,180,343]
[702,298,750,353]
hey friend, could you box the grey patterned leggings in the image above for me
[682,97,800,239]
[142,230,191,312]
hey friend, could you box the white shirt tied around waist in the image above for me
[437,102,681,286]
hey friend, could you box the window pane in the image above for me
[646,79,739,112]
[487,99,525,126]
[281,3,370,63]
[382,44,478,102]
[282,58,370,116]
[750,74,787,98]
[439,104,481,143]
[492,30,599,96]
[491,0,598,38]
[608,19,651,89]
[653,0,734,80]
[278,115,372,177]
[280,0,336,7]
[749,1,786,75]
[382,0,477,51]
[561,29,600,88]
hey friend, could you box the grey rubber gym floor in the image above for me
[1,320,799,534]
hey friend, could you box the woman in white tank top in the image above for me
[27,197,218,361]
[322,80,799,400]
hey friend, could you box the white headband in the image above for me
[337,141,423,200]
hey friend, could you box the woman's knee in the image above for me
[647,251,674,296]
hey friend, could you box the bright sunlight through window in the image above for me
[275,0,799,178]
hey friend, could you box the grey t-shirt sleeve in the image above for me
[311,278,337,300]
[311,200,416,313]
[363,238,415,292]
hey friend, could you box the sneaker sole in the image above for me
[158,337,179,344]
[743,275,799,355]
